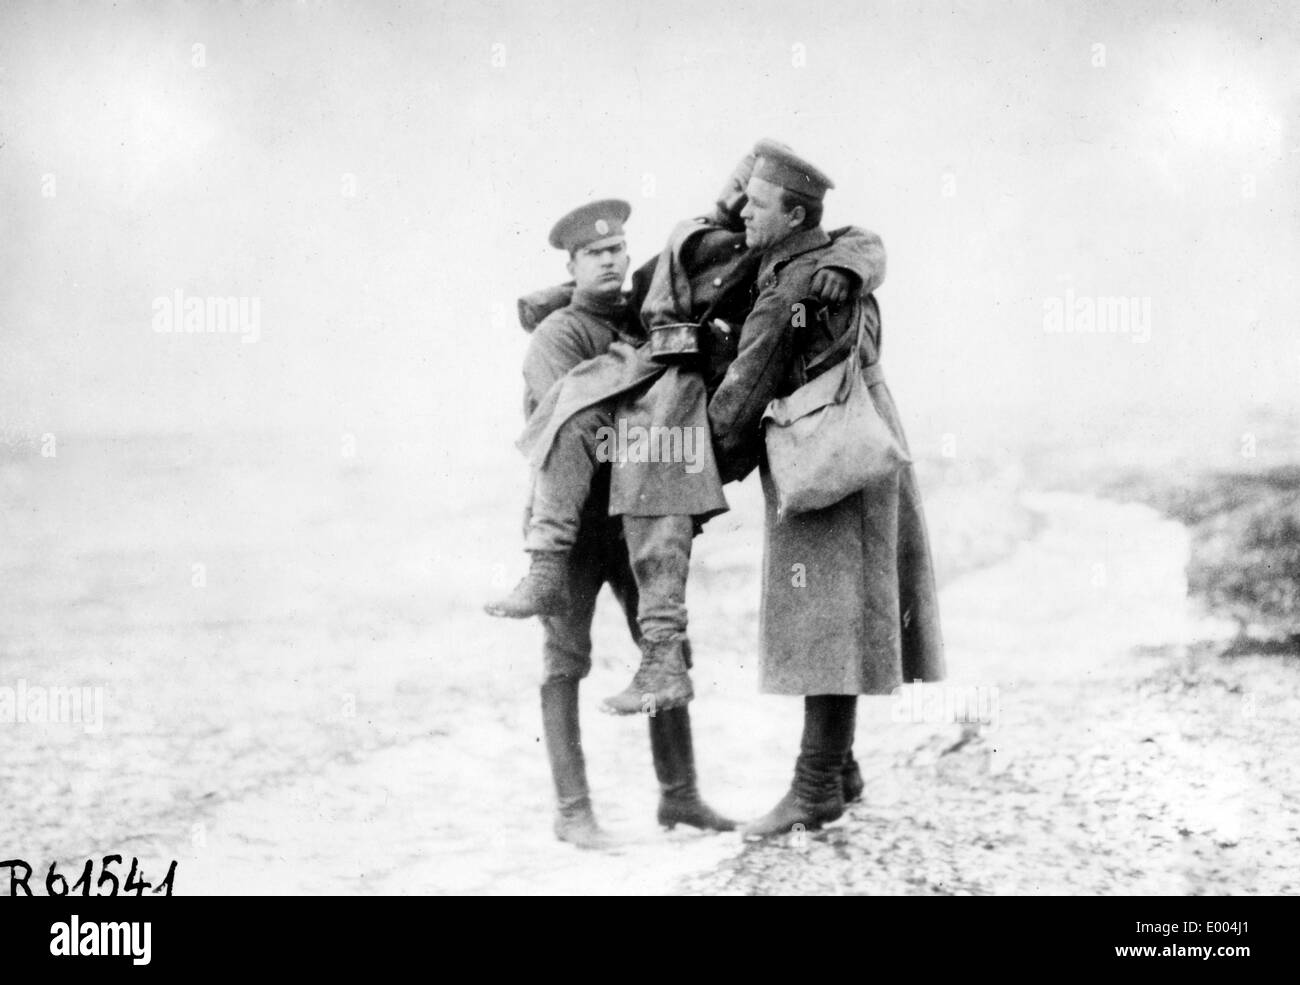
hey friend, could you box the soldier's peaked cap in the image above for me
[752,139,835,200]
[548,199,632,252]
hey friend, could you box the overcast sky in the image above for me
[2,0,1297,456]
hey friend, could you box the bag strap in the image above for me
[836,301,868,402]
[821,299,887,403]
[803,310,858,375]
[796,296,866,404]
[803,294,882,377]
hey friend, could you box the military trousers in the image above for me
[526,403,617,554]
[541,493,639,683]
[530,405,694,667]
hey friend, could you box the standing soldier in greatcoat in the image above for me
[705,141,946,838]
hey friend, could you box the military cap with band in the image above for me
[548,199,632,253]
[751,139,835,200]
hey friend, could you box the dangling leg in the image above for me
[601,513,694,714]
[486,403,614,618]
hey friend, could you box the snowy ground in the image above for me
[688,494,1300,895]
[3,433,1297,895]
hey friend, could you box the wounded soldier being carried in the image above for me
[485,143,887,717]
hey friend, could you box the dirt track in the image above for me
[164,489,1297,895]
[687,493,1300,895]
[5,436,1297,895]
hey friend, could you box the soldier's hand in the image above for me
[811,267,852,307]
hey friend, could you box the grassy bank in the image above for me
[1101,466,1300,641]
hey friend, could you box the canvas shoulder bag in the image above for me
[760,297,911,520]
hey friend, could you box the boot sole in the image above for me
[555,831,626,852]
[600,694,693,716]
[661,818,738,833]
[740,805,846,840]
[740,817,840,841]
[556,835,616,851]
[659,795,738,831]
[484,601,568,619]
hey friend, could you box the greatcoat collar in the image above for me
[571,287,628,321]
[758,226,831,283]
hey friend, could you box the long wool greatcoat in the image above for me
[517,219,884,520]
[707,226,945,696]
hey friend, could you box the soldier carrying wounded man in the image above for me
[486,144,887,719]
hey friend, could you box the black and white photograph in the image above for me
[1,0,1297,915]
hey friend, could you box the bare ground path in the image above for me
[6,441,1296,895]
[686,493,1300,895]
[159,492,1297,894]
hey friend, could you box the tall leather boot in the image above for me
[540,678,610,849]
[741,695,857,840]
[649,706,737,832]
[601,636,693,715]
[485,551,570,618]
[842,749,865,803]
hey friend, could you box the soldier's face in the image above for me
[740,177,803,250]
[567,236,629,297]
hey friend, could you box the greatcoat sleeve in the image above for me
[822,226,887,294]
[521,314,593,419]
[706,276,800,478]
